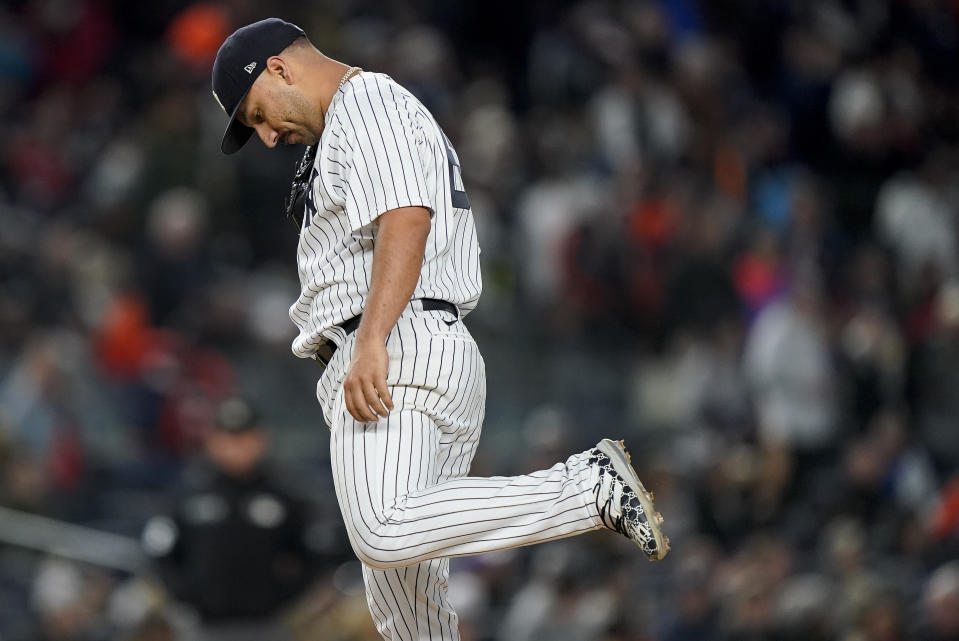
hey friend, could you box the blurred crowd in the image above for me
[2,0,959,639]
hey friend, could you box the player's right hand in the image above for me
[343,337,394,422]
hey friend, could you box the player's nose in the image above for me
[254,124,279,148]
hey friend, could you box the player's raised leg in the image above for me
[329,405,669,571]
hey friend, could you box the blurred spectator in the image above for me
[31,556,114,641]
[743,261,841,480]
[907,281,959,476]
[919,561,959,641]
[141,187,211,328]
[836,244,904,427]
[659,544,720,641]
[141,397,319,641]
[875,149,959,306]
[165,3,230,72]
[929,474,959,563]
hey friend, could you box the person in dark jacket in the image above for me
[141,397,318,641]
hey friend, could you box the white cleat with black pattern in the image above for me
[589,438,670,561]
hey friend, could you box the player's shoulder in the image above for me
[343,71,400,93]
[333,72,434,148]
[339,72,419,109]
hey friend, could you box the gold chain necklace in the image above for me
[338,65,362,91]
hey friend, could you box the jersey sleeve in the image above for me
[337,76,436,232]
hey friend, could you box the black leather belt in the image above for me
[314,299,458,367]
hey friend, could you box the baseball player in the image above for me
[212,18,669,640]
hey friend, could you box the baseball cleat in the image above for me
[588,439,670,561]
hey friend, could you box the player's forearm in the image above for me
[356,206,431,344]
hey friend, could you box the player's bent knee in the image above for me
[340,497,418,569]
[344,522,417,569]
[351,541,414,571]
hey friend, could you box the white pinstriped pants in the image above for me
[317,305,604,641]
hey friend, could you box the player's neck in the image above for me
[314,58,354,120]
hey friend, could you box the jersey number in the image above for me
[442,131,471,210]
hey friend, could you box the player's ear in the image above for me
[266,56,293,84]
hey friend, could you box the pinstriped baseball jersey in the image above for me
[288,72,481,359]
[290,71,611,641]
[213,26,670,634]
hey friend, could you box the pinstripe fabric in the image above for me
[316,307,603,640]
[289,72,482,360]
[293,72,604,640]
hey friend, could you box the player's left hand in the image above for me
[343,338,394,422]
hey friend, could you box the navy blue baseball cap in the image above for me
[212,18,305,154]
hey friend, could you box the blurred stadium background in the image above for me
[2,0,959,639]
